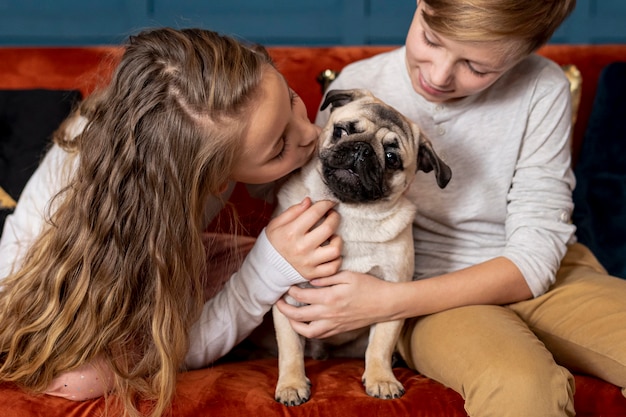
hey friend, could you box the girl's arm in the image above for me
[0,144,74,281]
[185,198,342,369]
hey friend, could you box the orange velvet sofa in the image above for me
[1,44,626,416]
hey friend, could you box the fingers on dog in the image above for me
[285,284,317,306]
[324,234,343,260]
[307,208,340,245]
[270,197,312,227]
[311,256,342,278]
[305,200,338,227]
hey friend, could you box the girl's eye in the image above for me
[289,89,300,107]
[274,90,298,160]
[274,138,287,160]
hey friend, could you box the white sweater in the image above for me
[0,141,303,369]
[316,47,576,297]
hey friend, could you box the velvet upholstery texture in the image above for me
[1,45,626,416]
[1,360,626,417]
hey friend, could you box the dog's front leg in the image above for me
[362,319,405,399]
[272,304,311,406]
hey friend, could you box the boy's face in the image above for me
[405,2,525,103]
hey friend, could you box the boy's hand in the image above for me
[266,198,343,279]
[275,271,395,339]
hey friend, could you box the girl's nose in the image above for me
[303,122,321,147]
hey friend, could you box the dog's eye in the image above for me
[333,126,348,139]
[385,151,403,170]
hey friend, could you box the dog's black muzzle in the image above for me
[321,141,386,203]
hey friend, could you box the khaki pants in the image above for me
[398,243,626,417]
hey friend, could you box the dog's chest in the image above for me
[339,225,414,282]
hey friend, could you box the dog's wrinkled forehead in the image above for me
[328,99,414,145]
[322,89,412,136]
[365,102,409,132]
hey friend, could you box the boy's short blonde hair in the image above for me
[421,0,576,54]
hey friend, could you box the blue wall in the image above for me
[0,0,625,46]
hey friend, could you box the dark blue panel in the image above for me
[0,0,624,46]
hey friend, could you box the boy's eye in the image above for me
[466,62,488,77]
[422,32,437,48]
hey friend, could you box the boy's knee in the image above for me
[464,361,575,417]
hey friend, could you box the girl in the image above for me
[0,28,342,417]
[278,1,626,416]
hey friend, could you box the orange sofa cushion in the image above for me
[1,358,626,416]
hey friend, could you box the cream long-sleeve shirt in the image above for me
[316,47,576,297]
[0,139,303,369]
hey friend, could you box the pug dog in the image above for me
[272,89,451,406]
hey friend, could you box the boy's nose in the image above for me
[430,60,454,88]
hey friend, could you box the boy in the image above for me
[277,1,626,415]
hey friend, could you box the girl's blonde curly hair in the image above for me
[0,27,273,417]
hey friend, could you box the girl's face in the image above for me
[405,2,524,103]
[231,66,320,184]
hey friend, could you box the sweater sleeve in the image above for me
[0,144,75,281]
[0,115,86,282]
[502,64,576,296]
[184,229,305,369]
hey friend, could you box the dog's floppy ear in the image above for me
[416,131,452,189]
[320,89,370,112]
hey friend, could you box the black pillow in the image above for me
[572,62,626,279]
[0,89,82,234]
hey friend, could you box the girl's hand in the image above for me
[275,271,396,339]
[266,198,343,280]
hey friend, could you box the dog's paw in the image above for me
[362,376,405,399]
[275,378,311,406]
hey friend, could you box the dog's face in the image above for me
[318,89,451,204]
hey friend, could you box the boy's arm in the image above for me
[277,257,532,339]
[502,64,576,296]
